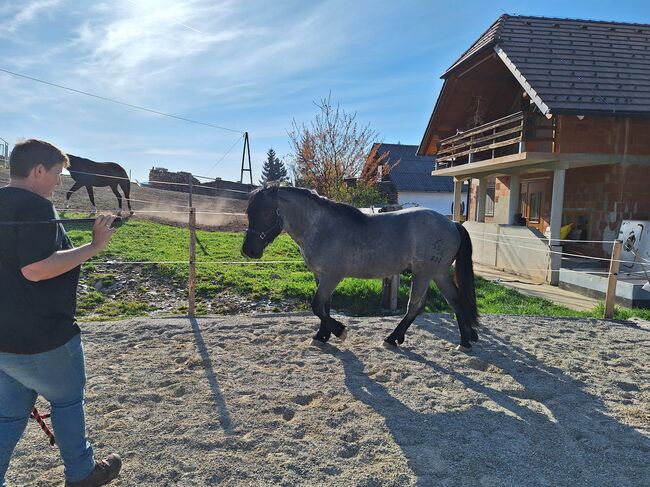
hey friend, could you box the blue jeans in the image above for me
[0,334,95,486]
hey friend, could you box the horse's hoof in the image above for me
[454,344,472,353]
[310,339,327,347]
[337,329,348,342]
[383,338,398,349]
[331,322,346,339]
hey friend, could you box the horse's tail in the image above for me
[453,222,479,328]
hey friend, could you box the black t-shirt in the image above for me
[0,186,81,354]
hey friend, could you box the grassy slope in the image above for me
[66,216,650,321]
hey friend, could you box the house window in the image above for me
[485,178,495,216]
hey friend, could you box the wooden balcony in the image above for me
[436,112,554,169]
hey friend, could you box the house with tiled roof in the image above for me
[419,15,650,304]
[363,143,467,216]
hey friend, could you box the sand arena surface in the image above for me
[7,313,650,486]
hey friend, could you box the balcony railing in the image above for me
[436,111,525,168]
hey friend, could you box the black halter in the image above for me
[246,208,283,245]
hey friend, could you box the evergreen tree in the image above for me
[260,148,288,184]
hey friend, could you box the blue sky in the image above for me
[1,0,649,184]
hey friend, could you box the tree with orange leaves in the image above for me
[288,94,388,201]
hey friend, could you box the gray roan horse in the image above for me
[242,183,479,350]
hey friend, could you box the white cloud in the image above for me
[0,0,63,36]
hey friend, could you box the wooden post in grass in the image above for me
[379,206,400,312]
[381,274,399,311]
[188,175,197,316]
[603,239,622,319]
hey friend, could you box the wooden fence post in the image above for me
[188,175,196,316]
[603,239,622,319]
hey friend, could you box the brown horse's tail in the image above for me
[454,222,479,328]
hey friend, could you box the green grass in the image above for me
[63,214,650,321]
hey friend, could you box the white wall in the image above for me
[398,191,455,216]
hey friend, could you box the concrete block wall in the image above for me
[464,221,550,283]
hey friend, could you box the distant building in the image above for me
[0,138,8,167]
[363,143,467,216]
[148,167,256,200]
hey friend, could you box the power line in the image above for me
[205,134,245,176]
[0,67,244,134]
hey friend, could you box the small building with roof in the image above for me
[364,143,467,217]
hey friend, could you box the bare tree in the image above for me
[288,94,384,198]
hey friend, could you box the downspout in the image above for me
[465,179,471,221]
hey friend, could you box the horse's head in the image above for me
[242,182,284,259]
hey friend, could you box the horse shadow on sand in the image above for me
[329,315,650,487]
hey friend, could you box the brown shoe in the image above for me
[65,454,122,487]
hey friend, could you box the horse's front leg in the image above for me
[66,182,83,209]
[85,185,97,214]
[311,274,345,344]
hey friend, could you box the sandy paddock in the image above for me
[7,313,650,486]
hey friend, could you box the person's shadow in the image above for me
[332,315,650,486]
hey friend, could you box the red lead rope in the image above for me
[30,407,56,446]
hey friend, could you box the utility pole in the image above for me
[240,132,253,185]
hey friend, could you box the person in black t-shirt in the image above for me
[0,140,121,487]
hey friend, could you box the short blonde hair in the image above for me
[9,139,69,178]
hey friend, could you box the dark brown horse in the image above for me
[65,154,132,215]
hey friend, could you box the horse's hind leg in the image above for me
[120,182,133,214]
[66,182,83,209]
[433,273,476,351]
[85,186,97,214]
[109,184,123,215]
[311,274,344,344]
[384,273,430,347]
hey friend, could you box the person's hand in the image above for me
[90,214,117,253]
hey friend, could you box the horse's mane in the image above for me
[279,186,368,223]
[67,154,99,166]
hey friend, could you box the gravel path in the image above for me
[7,313,650,486]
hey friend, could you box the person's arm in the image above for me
[21,215,116,282]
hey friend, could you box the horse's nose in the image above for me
[241,243,261,259]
